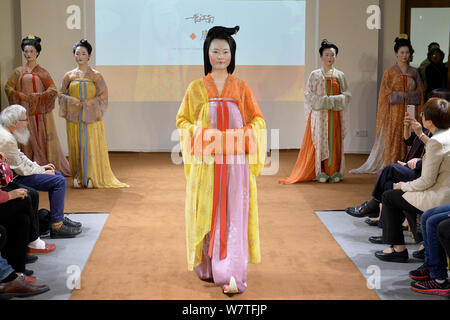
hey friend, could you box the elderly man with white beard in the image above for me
[0,105,81,238]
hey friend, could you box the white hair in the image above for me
[0,104,27,128]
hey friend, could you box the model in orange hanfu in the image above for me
[351,35,424,174]
[176,26,266,295]
[279,39,351,184]
[5,35,70,176]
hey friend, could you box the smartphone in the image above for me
[407,105,415,119]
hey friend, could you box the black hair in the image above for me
[430,88,450,101]
[423,98,450,130]
[427,47,445,63]
[428,42,440,51]
[72,39,92,55]
[394,37,414,55]
[203,26,239,75]
[21,35,42,56]
[319,39,338,56]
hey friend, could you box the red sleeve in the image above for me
[0,190,9,204]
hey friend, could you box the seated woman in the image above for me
[373,98,450,263]
[0,152,55,278]
[345,114,431,220]
[409,204,450,296]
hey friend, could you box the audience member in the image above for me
[0,105,82,238]
[419,42,440,94]
[409,204,450,296]
[0,224,49,299]
[373,98,450,263]
[345,115,430,222]
[425,47,448,99]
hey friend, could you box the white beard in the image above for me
[13,126,30,145]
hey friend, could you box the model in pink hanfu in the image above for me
[176,26,266,294]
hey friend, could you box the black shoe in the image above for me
[409,263,430,281]
[413,248,425,260]
[63,216,82,228]
[23,269,34,276]
[50,223,82,239]
[365,218,379,226]
[375,247,409,263]
[369,236,385,244]
[345,201,380,218]
[25,255,38,264]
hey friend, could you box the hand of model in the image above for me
[0,152,7,161]
[8,188,28,200]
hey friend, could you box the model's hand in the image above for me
[8,188,28,200]
[0,152,7,161]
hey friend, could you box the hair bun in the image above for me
[234,26,240,34]
[321,39,329,47]
[80,39,88,44]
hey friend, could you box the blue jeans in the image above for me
[0,225,14,281]
[421,204,450,280]
[14,171,66,223]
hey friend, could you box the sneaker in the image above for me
[410,279,450,296]
[409,263,430,281]
[63,216,82,229]
[50,223,82,239]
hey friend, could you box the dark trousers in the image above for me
[381,189,423,245]
[372,164,420,201]
[437,218,450,266]
[0,196,35,273]
[421,205,450,279]
[2,182,40,241]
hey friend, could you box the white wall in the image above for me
[15,0,401,154]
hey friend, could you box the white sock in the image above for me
[28,237,46,250]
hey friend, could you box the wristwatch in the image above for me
[419,132,426,140]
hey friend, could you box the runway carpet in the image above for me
[37,151,382,300]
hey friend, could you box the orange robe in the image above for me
[5,65,70,176]
[279,76,344,183]
[351,65,424,174]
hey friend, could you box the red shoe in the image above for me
[27,243,56,255]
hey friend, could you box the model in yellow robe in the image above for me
[176,74,266,272]
[58,67,128,188]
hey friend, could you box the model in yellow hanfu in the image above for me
[58,39,128,189]
[5,35,70,176]
[176,26,266,294]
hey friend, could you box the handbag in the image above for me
[0,160,13,187]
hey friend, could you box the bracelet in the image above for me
[419,132,426,140]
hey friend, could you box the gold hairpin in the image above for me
[398,34,408,40]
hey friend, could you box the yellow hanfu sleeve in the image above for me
[247,116,266,264]
[176,79,215,270]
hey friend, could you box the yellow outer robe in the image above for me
[176,75,266,270]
